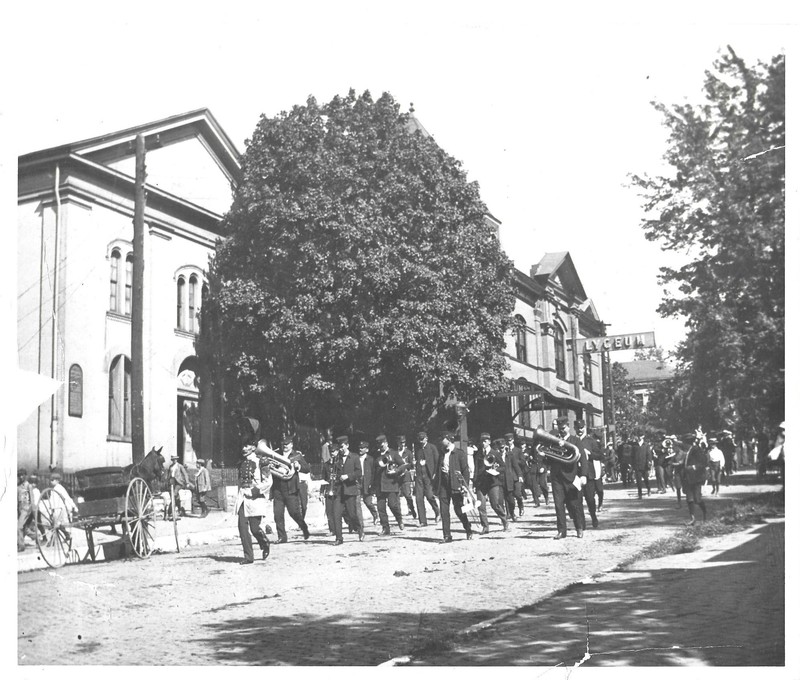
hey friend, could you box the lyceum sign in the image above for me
[573,332,656,354]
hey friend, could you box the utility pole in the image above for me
[602,348,617,449]
[131,134,146,464]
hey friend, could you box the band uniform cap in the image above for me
[375,434,387,443]
[574,419,586,428]
[417,431,428,440]
[480,432,491,441]
[503,432,514,440]
[336,435,350,445]
[281,435,294,446]
[555,416,569,426]
[492,438,506,448]
[359,440,369,449]
[441,431,456,442]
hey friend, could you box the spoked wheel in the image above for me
[35,488,73,568]
[124,478,156,558]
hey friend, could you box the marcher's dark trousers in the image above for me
[377,491,403,530]
[272,490,309,541]
[361,493,379,521]
[414,475,439,525]
[529,471,549,504]
[582,480,598,522]
[634,468,651,497]
[620,461,632,486]
[326,495,354,534]
[237,505,269,561]
[333,492,362,541]
[551,477,586,534]
[684,482,706,520]
[400,481,417,518]
[503,486,519,518]
[298,481,308,519]
[476,485,507,528]
[512,481,525,513]
[438,482,472,539]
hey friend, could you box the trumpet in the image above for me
[256,439,296,480]
[532,427,580,464]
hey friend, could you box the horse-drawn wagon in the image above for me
[34,448,179,568]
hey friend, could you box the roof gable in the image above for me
[530,251,587,300]
[21,108,241,216]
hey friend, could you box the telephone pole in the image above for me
[131,134,146,464]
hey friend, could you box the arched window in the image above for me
[554,324,566,380]
[109,249,121,312]
[188,274,198,333]
[514,315,527,364]
[68,364,83,417]
[177,276,185,329]
[108,354,132,439]
[125,253,134,316]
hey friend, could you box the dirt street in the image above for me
[17,475,784,666]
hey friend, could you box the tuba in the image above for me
[256,439,296,480]
[484,451,500,471]
[532,427,580,464]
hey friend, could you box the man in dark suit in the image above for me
[330,435,364,544]
[357,440,379,526]
[269,435,311,543]
[503,433,526,518]
[396,435,418,520]
[474,433,509,534]
[374,434,406,535]
[498,436,524,521]
[572,420,600,528]
[550,416,589,539]
[414,431,440,526]
[436,431,474,542]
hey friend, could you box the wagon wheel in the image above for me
[35,488,73,569]
[124,478,156,558]
[170,485,181,553]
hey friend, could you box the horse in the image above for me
[123,446,166,493]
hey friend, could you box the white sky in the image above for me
[3,0,796,358]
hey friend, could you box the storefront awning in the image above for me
[497,379,602,418]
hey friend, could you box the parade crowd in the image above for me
[228,416,786,564]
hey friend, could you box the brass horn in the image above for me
[532,427,580,464]
[256,440,296,480]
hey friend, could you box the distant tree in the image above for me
[201,90,515,440]
[633,346,668,362]
[630,47,785,432]
[610,362,647,441]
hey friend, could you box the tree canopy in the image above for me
[202,90,515,440]
[630,47,785,433]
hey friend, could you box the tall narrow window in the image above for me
[108,354,132,438]
[125,254,133,316]
[177,276,185,329]
[554,324,566,380]
[110,249,121,312]
[514,315,527,364]
[188,274,198,333]
[583,356,593,392]
[68,364,83,417]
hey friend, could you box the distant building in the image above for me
[617,359,675,410]
[467,251,607,442]
[17,109,240,472]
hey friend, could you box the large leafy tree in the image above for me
[630,47,785,433]
[201,90,515,440]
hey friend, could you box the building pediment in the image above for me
[530,251,587,301]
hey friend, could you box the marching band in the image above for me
[236,415,721,560]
